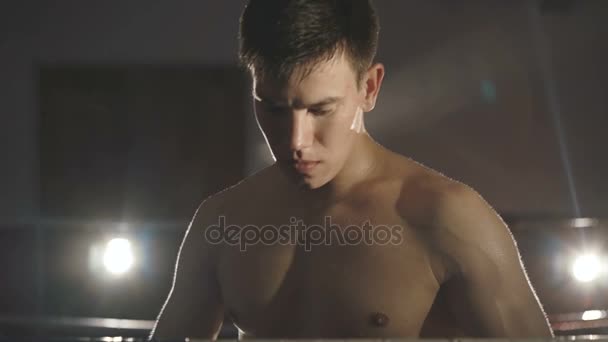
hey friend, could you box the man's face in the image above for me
[253,53,368,189]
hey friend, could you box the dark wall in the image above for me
[1,1,607,223]
[39,66,246,221]
[368,0,608,218]
[0,1,247,224]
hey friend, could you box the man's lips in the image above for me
[292,160,320,174]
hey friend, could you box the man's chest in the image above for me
[215,202,442,337]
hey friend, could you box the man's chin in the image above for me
[296,177,323,190]
[277,163,326,190]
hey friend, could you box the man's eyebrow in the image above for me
[307,96,343,107]
[254,94,343,107]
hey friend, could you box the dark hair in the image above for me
[239,0,380,86]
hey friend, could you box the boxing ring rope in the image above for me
[1,312,607,341]
[0,314,234,341]
[549,313,608,333]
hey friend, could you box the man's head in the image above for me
[239,0,379,86]
[239,0,384,190]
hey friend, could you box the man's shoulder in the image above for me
[389,155,489,230]
[390,156,462,224]
[431,178,506,242]
[395,163,513,277]
[391,157,505,245]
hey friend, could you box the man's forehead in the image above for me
[254,67,330,94]
[253,54,358,100]
[255,51,346,82]
[253,77,345,107]
[253,70,355,106]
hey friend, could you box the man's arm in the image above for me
[150,199,225,340]
[433,183,553,337]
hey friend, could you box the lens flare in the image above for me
[103,238,134,275]
[571,254,601,282]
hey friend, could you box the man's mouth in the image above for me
[292,160,320,174]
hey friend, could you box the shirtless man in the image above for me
[151,0,554,339]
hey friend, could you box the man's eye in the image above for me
[309,108,331,116]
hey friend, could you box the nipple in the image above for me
[370,312,390,327]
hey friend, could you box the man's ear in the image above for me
[361,63,385,112]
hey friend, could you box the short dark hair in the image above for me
[239,0,380,86]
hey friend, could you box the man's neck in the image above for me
[299,133,386,206]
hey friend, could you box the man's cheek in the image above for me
[320,122,351,146]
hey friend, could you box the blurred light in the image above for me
[572,217,597,228]
[100,338,123,342]
[582,310,607,321]
[103,238,134,275]
[480,80,497,104]
[572,254,601,282]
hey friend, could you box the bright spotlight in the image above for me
[103,238,134,275]
[582,310,607,321]
[572,254,601,282]
[572,217,597,228]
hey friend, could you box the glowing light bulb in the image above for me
[572,254,601,282]
[582,310,606,321]
[103,238,134,275]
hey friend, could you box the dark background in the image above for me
[0,0,606,338]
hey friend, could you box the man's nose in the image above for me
[289,110,313,152]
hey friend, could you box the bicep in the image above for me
[151,204,225,340]
[444,245,549,337]
[437,186,552,337]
